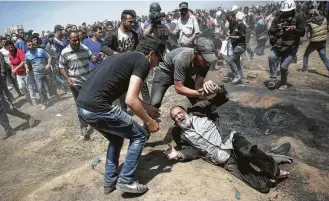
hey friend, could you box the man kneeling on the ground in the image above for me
[166,87,292,193]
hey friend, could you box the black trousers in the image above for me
[223,135,279,193]
[150,68,199,108]
[70,85,88,128]
[0,92,30,131]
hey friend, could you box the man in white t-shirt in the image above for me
[215,7,222,18]
[167,2,200,47]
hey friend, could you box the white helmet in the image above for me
[280,0,296,12]
[232,5,239,11]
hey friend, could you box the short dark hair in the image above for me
[17,29,23,33]
[5,40,14,47]
[69,30,79,37]
[121,10,135,20]
[31,34,39,40]
[92,26,102,32]
[26,37,33,43]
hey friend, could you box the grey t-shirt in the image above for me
[159,47,208,81]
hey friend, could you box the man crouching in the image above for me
[165,87,292,193]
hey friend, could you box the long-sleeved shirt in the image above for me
[179,115,232,164]
[269,13,305,39]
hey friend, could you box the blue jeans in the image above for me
[303,41,329,71]
[268,46,298,80]
[34,73,51,105]
[77,105,149,187]
[228,45,246,79]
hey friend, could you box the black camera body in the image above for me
[149,11,166,25]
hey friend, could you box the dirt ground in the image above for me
[1,39,329,201]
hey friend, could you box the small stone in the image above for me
[91,156,101,169]
[222,77,231,83]
[235,191,240,200]
[247,73,258,79]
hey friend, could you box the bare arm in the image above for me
[194,74,204,90]
[126,75,155,123]
[14,61,25,71]
[59,68,69,80]
[47,57,52,66]
[174,80,202,97]
[143,23,154,36]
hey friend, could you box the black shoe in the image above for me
[267,80,276,89]
[104,186,116,195]
[268,142,291,155]
[116,181,148,194]
[2,129,16,140]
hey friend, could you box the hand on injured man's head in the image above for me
[201,80,226,96]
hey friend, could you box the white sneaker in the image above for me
[41,104,47,111]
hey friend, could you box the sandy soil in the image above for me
[0,39,329,201]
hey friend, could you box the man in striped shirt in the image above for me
[59,31,103,139]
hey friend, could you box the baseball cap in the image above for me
[136,35,166,62]
[179,2,188,10]
[54,25,64,32]
[196,37,217,63]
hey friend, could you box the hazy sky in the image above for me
[0,1,267,34]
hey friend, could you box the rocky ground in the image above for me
[0,39,329,201]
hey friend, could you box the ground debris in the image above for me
[90,156,101,169]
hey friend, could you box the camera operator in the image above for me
[143,3,173,51]
[267,0,305,91]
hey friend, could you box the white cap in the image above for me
[280,0,296,12]
[232,5,239,11]
[32,31,39,35]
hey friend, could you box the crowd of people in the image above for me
[0,0,328,195]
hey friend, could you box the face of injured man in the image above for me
[170,106,192,129]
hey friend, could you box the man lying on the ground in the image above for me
[165,89,293,193]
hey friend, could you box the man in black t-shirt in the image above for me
[76,35,165,194]
[226,12,247,85]
[150,37,221,109]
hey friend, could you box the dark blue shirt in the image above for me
[83,38,102,70]
[15,39,28,54]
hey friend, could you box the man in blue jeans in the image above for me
[267,0,305,90]
[25,38,52,111]
[76,35,165,194]
[226,11,247,84]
